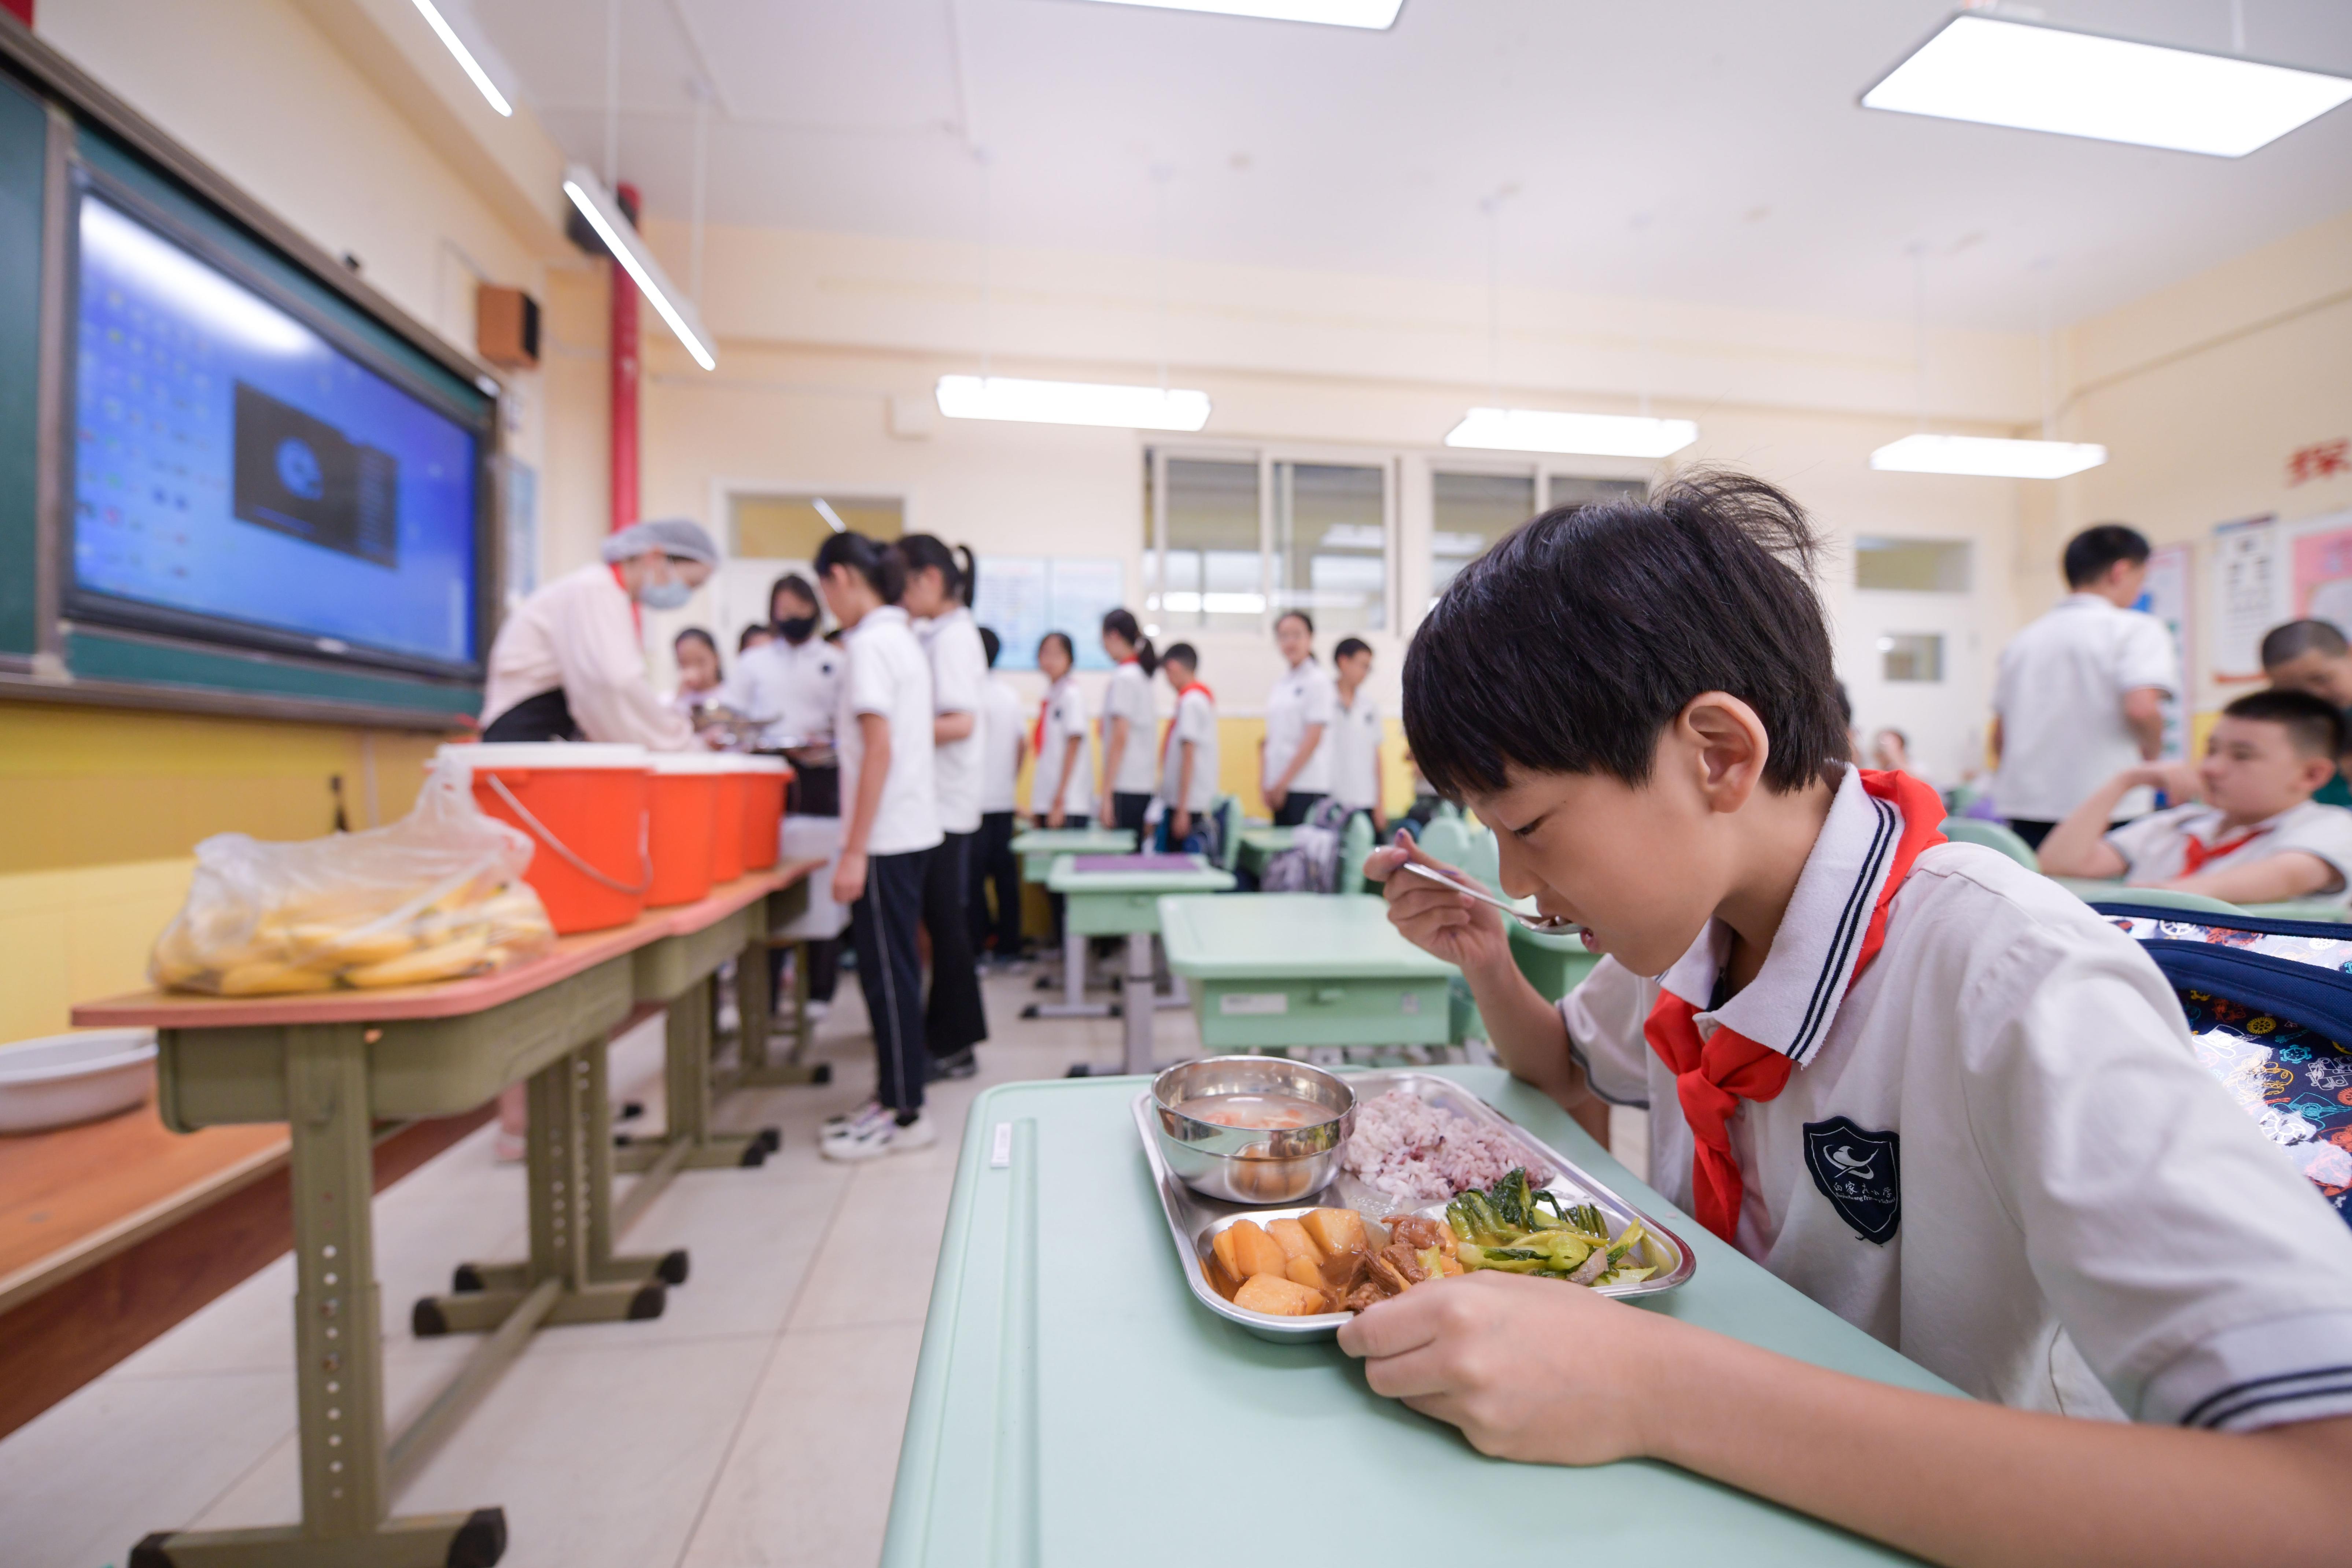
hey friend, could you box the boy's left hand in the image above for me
[1337,1270,1673,1467]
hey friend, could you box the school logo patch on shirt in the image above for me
[1803,1116,1902,1245]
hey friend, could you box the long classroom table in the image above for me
[73,862,816,1568]
[884,1066,1945,1567]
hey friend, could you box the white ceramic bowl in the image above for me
[0,1029,158,1134]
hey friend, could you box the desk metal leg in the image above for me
[129,1024,506,1568]
[1121,933,1157,1076]
[1026,926,1112,1019]
[730,938,831,1088]
[612,975,773,1189]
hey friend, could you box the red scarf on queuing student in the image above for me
[1643,768,1947,1247]
[1160,682,1214,764]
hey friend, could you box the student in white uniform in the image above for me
[1157,642,1219,856]
[1991,524,2178,849]
[1357,475,2352,1563]
[1097,609,1161,835]
[1329,635,1386,835]
[970,627,1028,962]
[666,627,722,720]
[1261,609,1336,827]
[2041,689,2352,905]
[479,517,714,748]
[814,532,939,1162]
[900,535,989,1079]
[1029,631,1091,830]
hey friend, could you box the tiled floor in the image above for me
[0,961,1644,1568]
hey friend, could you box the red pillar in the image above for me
[609,182,641,534]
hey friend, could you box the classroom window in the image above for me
[1855,536,1971,593]
[1545,475,1646,513]
[731,493,902,559]
[1878,632,1944,682]
[1431,471,1536,600]
[1273,461,1386,635]
[1156,457,1264,634]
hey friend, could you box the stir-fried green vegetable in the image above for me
[1445,1169,1656,1288]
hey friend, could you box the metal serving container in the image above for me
[1148,1056,1356,1204]
[1135,1070,1696,1343]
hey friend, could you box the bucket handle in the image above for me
[486,773,652,897]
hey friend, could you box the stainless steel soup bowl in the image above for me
[1149,1056,1355,1206]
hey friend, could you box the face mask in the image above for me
[777,615,818,645]
[638,579,693,611]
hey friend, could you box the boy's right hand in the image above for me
[1365,831,1512,975]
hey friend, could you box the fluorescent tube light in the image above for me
[934,375,1212,431]
[410,0,513,117]
[1861,13,2352,158]
[1080,0,1403,29]
[1445,407,1696,459]
[563,166,718,372]
[1869,434,2107,479]
[811,498,848,533]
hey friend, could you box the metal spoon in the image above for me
[1397,860,1579,934]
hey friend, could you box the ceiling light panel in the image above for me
[1079,0,1404,29]
[1445,408,1696,459]
[410,0,513,117]
[563,166,718,371]
[935,376,1212,431]
[1869,434,2107,479]
[1862,13,2352,158]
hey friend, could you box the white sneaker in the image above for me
[821,1109,937,1162]
[803,999,831,1022]
[823,1099,888,1140]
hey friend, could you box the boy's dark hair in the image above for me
[2062,523,2151,589]
[2261,618,2350,668]
[1163,641,1199,671]
[1334,637,1372,662]
[674,627,717,657]
[2223,688,2346,760]
[1404,470,1845,800]
[979,626,1002,666]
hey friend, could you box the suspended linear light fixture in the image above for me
[563,164,718,371]
[1861,12,2352,158]
[1080,0,1403,29]
[410,0,514,117]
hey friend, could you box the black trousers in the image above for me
[1272,791,1326,828]
[849,847,932,1116]
[921,830,989,1059]
[1108,791,1154,834]
[970,810,1022,956]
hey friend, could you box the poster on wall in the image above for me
[2210,515,2281,682]
[2141,543,2194,760]
[2286,510,2352,637]
[974,556,1126,671]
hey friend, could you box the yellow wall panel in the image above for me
[0,858,193,1044]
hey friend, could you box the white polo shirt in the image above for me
[715,634,843,750]
[918,606,987,836]
[1100,661,1160,797]
[1331,689,1384,811]
[979,678,1024,815]
[1265,657,1337,795]
[1160,686,1220,813]
[835,606,942,859]
[1029,675,1092,818]
[1562,766,2352,1431]
[2106,800,2352,903]
[1993,593,2179,821]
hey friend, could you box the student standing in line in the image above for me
[1031,631,1091,829]
[737,623,773,657]
[1157,642,1219,856]
[2260,618,2352,807]
[1098,609,1161,835]
[971,627,1028,963]
[1357,475,2352,1564]
[1991,524,2177,849]
[1329,635,1387,836]
[1261,609,1336,826]
[900,535,990,1081]
[666,627,723,719]
[814,533,940,1162]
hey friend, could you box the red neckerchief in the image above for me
[1642,768,1947,1247]
[2182,826,2265,874]
[608,562,642,637]
[1161,682,1214,763]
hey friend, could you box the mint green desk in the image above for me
[884,1067,1946,1568]
[1159,893,1457,1051]
[1047,854,1236,1073]
[1235,824,1294,880]
[1011,828,1140,1019]
[2049,876,2352,923]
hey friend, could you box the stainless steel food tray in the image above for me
[1135,1070,1696,1342]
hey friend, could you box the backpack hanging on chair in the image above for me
[1261,797,1353,894]
[2098,900,2352,1230]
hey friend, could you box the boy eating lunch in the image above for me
[1355,472,2352,1568]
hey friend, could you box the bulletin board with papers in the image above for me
[973,557,1128,672]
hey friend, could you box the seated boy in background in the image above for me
[1356,472,2352,1568]
[2038,688,2352,905]
[2261,617,2352,807]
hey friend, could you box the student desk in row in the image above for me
[71,862,817,1568]
[884,1066,1945,1568]
[1044,854,1234,1074]
[1158,893,1462,1053]
[1011,827,1138,1019]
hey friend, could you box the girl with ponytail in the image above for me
[897,534,990,1076]
[1098,608,1161,834]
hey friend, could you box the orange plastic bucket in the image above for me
[646,755,733,908]
[440,743,650,934]
[735,757,791,872]
[707,766,748,884]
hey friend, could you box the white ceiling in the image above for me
[469,0,2352,331]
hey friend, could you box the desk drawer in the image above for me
[1063,892,1166,937]
[1190,975,1453,1051]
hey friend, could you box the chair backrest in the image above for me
[1338,811,1375,894]
[1938,816,2040,871]
[1212,795,1242,873]
[1455,827,1502,895]
[1415,814,1471,869]
[2101,901,2352,1231]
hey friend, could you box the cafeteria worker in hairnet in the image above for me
[478,517,718,748]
